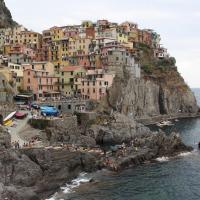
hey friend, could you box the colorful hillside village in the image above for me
[0,19,169,102]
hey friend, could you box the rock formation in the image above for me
[100,62,198,120]
[0,0,16,28]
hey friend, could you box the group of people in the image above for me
[12,141,20,149]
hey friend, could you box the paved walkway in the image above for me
[7,112,30,146]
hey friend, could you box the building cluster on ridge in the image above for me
[0,19,169,101]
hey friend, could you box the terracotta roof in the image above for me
[61,66,82,72]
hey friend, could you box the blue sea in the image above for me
[51,88,200,200]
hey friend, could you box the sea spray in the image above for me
[46,172,91,200]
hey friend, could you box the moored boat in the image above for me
[3,111,16,125]
[15,112,28,119]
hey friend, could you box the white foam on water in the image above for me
[46,196,56,200]
[156,156,169,162]
[46,172,91,200]
[178,152,192,157]
[61,172,91,194]
[178,150,197,157]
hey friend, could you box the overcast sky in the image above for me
[5,0,200,88]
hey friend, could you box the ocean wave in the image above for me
[178,152,193,157]
[156,150,196,163]
[156,156,169,162]
[61,172,91,194]
[46,172,91,200]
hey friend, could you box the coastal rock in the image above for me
[105,131,192,171]
[0,148,101,200]
[101,68,199,119]
[87,113,151,145]
[45,115,96,147]
[0,126,11,149]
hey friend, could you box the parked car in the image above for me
[31,103,40,109]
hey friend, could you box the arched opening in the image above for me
[0,114,3,125]
[58,105,62,110]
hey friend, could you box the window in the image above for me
[99,81,102,86]
[82,81,84,86]
[82,88,84,92]
[116,57,119,61]
[93,88,95,93]
[93,81,95,86]
[99,88,102,93]
[71,85,73,89]
[87,89,90,94]
[42,64,45,70]
[62,72,64,76]
[28,71,30,75]
[32,65,34,69]
[71,71,73,76]
[68,105,71,110]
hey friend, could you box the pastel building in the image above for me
[101,44,140,78]
[0,66,16,88]
[23,69,59,100]
[8,62,24,90]
[22,61,55,75]
[58,66,86,96]
[75,69,115,101]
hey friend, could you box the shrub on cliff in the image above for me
[155,57,176,68]
[141,64,153,74]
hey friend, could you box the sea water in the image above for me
[51,89,200,200]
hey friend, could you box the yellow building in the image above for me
[8,30,42,49]
[3,44,12,55]
[50,26,65,42]
[82,21,93,28]
[58,66,86,96]
[117,32,128,43]
[0,66,17,90]
[8,62,24,91]
[59,38,70,66]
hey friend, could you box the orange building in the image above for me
[23,69,59,100]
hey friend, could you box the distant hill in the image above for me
[0,0,17,28]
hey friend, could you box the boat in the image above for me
[15,112,28,119]
[4,119,13,126]
[3,111,16,125]
[156,120,174,127]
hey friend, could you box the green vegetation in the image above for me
[29,118,50,130]
[141,64,153,74]
[155,57,176,67]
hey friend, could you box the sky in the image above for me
[5,0,200,88]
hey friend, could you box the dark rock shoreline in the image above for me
[0,114,194,200]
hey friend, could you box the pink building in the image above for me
[77,55,90,67]
[23,69,59,100]
[75,69,115,101]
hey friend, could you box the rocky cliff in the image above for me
[0,0,16,28]
[100,46,199,120]
[0,118,193,200]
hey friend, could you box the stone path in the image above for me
[7,112,30,146]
